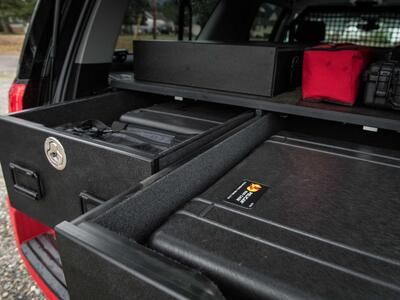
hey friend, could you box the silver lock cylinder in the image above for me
[44,137,67,171]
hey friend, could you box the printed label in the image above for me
[225,180,267,209]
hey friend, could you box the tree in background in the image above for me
[119,0,218,38]
[192,0,218,28]
[124,0,150,26]
[160,0,179,25]
[0,0,36,33]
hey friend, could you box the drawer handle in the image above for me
[9,163,43,200]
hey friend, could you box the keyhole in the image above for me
[44,137,67,171]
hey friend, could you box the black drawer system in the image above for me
[1,41,400,299]
[56,114,278,299]
[1,88,400,299]
[0,91,252,227]
[57,128,400,300]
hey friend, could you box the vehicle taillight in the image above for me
[8,83,27,113]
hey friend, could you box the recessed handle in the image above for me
[9,163,43,200]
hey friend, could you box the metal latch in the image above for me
[44,137,67,171]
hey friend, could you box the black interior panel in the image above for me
[56,222,224,300]
[150,132,400,300]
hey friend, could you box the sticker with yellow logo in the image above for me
[246,183,262,193]
[225,180,268,209]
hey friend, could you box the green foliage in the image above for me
[124,0,150,25]
[368,30,391,46]
[192,0,218,27]
[159,0,179,24]
[122,0,218,27]
[0,0,36,20]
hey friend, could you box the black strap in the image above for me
[57,120,113,138]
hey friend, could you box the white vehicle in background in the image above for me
[140,11,175,34]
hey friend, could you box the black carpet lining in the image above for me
[93,114,280,241]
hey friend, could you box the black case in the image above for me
[364,61,400,110]
[150,133,400,300]
[133,41,303,97]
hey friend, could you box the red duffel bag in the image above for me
[302,44,373,106]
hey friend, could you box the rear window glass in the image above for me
[115,0,219,52]
[250,2,283,41]
[302,9,400,47]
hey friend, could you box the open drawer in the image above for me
[55,115,400,299]
[0,90,252,227]
[55,114,280,299]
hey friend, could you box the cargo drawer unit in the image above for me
[55,114,280,299]
[0,91,252,227]
[2,42,400,300]
[54,115,400,300]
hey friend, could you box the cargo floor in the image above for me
[150,132,400,300]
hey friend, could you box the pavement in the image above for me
[0,55,44,299]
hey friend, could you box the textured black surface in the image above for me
[56,222,224,300]
[116,102,253,168]
[121,111,221,135]
[121,100,246,135]
[15,91,155,127]
[0,115,153,227]
[0,92,249,227]
[144,101,245,123]
[284,116,400,157]
[21,234,68,299]
[150,133,400,300]
[94,114,281,242]
[133,41,302,97]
